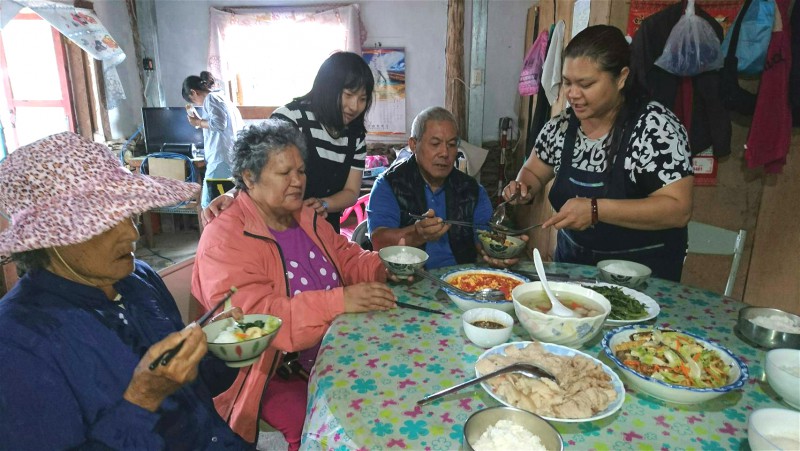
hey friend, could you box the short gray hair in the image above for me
[232,119,307,191]
[410,106,459,141]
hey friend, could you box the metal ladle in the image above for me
[414,268,505,301]
[533,248,576,317]
[416,362,556,405]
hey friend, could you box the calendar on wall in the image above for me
[362,48,406,138]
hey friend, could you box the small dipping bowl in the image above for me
[462,308,513,348]
[737,307,800,350]
[463,405,563,451]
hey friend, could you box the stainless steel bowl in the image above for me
[462,406,563,451]
[737,307,800,350]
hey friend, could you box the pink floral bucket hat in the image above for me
[0,132,199,255]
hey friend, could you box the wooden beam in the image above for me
[467,0,488,145]
[445,0,466,138]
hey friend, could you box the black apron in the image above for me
[548,109,687,281]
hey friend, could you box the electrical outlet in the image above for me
[471,69,483,87]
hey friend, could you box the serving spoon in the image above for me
[416,362,556,405]
[533,248,575,317]
[489,222,545,236]
[414,268,505,301]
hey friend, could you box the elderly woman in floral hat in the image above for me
[0,132,250,449]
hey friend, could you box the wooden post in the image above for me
[445,0,466,138]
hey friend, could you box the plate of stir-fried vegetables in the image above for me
[602,326,748,404]
[581,283,660,325]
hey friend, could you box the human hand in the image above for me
[124,324,207,412]
[502,180,533,205]
[202,192,236,226]
[343,282,397,313]
[413,209,450,243]
[209,306,243,323]
[304,198,329,219]
[187,114,202,128]
[543,197,593,231]
[480,234,529,268]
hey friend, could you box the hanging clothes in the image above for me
[541,20,566,105]
[745,0,792,172]
[629,2,732,157]
[789,0,800,127]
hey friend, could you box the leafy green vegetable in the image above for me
[583,285,648,320]
[236,320,266,331]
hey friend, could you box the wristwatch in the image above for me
[320,200,329,211]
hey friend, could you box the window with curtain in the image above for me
[208,4,365,108]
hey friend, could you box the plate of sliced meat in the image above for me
[475,341,625,423]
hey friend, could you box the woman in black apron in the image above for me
[503,25,694,282]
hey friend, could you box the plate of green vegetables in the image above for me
[582,283,660,325]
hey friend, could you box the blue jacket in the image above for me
[0,261,249,450]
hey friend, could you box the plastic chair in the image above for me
[340,194,370,225]
[687,221,747,297]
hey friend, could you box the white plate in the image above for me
[584,282,660,325]
[476,341,625,423]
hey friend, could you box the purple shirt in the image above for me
[270,224,341,370]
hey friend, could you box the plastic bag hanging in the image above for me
[654,0,724,76]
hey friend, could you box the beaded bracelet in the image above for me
[591,198,599,225]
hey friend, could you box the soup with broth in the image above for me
[516,290,603,318]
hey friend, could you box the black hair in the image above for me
[181,71,216,103]
[294,52,375,135]
[11,248,50,276]
[232,119,308,191]
[563,25,648,175]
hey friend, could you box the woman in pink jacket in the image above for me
[192,119,400,447]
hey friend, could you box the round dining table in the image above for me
[300,262,789,450]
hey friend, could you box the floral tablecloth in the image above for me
[301,263,787,450]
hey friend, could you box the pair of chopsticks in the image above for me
[396,301,445,315]
[149,287,238,371]
[407,212,484,229]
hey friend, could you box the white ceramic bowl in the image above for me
[203,314,282,367]
[748,408,800,450]
[378,246,429,276]
[511,281,611,349]
[765,348,800,409]
[602,326,748,404]
[597,259,651,288]
[462,308,514,348]
[462,406,563,451]
[440,268,528,313]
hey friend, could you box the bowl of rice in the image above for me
[597,260,651,288]
[378,245,429,276]
[765,348,800,409]
[463,406,563,451]
[203,314,282,367]
[736,307,800,350]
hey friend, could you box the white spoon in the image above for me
[532,248,575,318]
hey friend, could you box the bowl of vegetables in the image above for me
[203,314,282,367]
[602,326,748,404]
[477,230,527,259]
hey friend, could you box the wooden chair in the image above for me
[687,221,747,297]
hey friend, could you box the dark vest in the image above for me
[383,156,479,264]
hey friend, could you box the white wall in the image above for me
[97,0,532,143]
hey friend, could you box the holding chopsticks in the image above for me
[149,287,238,371]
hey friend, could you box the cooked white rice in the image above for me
[603,262,639,277]
[385,252,422,264]
[748,314,800,334]
[472,419,547,451]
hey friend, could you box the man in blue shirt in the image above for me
[368,107,523,269]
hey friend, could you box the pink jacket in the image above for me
[191,192,386,442]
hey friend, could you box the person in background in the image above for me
[203,52,374,233]
[183,70,243,208]
[0,132,248,449]
[367,106,524,269]
[503,25,693,281]
[192,120,402,448]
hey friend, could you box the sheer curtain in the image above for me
[208,4,365,105]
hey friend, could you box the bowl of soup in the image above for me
[511,282,611,349]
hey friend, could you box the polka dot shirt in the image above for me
[269,224,341,296]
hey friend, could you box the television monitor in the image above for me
[142,107,205,154]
